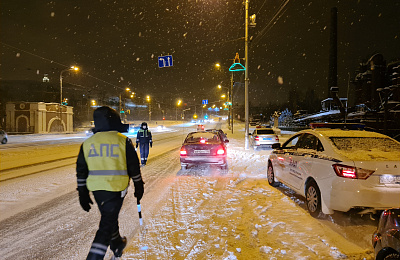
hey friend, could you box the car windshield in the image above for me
[185,132,220,144]
[330,137,400,161]
[256,129,275,135]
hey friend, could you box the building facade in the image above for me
[5,102,73,133]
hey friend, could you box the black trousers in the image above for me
[86,191,124,260]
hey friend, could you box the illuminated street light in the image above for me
[221,94,226,99]
[146,95,151,121]
[60,66,79,105]
[176,99,182,121]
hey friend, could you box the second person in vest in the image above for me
[136,122,152,166]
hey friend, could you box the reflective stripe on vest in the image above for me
[83,131,129,192]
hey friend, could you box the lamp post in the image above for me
[146,95,151,121]
[176,99,182,121]
[60,66,79,105]
[119,87,131,122]
[244,0,250,149]
[59,65,78,132]
[217,84,231,127]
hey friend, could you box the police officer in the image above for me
[76,106,144,260]
[136,122,152,166]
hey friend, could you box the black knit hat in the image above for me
[93,106,128,133]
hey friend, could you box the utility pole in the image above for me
[230,72,234,134]
[244,0,250,149]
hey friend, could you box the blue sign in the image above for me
[202,99,208,105]
[158,55,173,68]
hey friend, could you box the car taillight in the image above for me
[216,146,225,155]
[275,135,279,141]
[255,136,259,141]
[180,148,187,156]
[332,164,374,179]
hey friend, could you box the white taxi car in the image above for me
[267,123,400,218]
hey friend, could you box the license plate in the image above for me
[380,175,400,184]
[194,150,210,154]
[263,138,272,141]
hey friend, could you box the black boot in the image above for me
[110,236,127,257]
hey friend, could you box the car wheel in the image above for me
[1,138,7,144]
[181,165,187,170]
[267,162,278,187]
[306,180,322,218]
[376,248,400,260]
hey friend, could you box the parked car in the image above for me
[1,129,8,144]
[249,128,279,150]
[85,127,95,136]
[372,209,400,260]
[180,131,227,170]
[206,129,229,144]
[197,124,205,131]
[267,123,400,218]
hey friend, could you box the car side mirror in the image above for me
[272,143,281,149]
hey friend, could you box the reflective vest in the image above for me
[83,131,129,192]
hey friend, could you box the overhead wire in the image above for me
[251,0,291,47]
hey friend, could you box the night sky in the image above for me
[1,0,399,109]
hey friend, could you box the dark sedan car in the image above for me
[180,131,227,170]
[373,209,400,260]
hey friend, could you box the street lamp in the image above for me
[146,95,151,121]
[176,99,182,121]
[217,84,231,127]
[215,63,235,133]
[60,66,79,105]
[119,87,132,122]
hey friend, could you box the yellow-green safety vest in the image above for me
[83,131,129,192]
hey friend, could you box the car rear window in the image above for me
[256,129,275,135]
[329,137,400,161]
[185,132,220,143]
[330,137,400,152]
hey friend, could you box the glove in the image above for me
[134,180,144,201]
[150,142,152,148]
[78,186,93,212]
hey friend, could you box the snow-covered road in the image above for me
[0,122,376,259]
